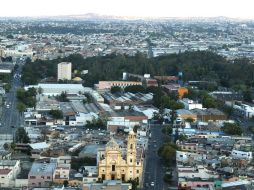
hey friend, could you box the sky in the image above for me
[1,0,254,19]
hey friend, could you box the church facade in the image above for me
[98,131,143,184]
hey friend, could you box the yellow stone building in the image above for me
[98,131,143,184]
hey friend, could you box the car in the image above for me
[6,104,10,108]
[151,182,155,186]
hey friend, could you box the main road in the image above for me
[0,65,23,135]
[142,124,169,190]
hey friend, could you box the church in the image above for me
[98,131,143,184]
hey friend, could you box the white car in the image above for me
[151,182,155,186]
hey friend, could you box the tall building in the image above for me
[98,131,143,184]
[57,62,72,81]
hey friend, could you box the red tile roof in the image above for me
[0,168,12,175]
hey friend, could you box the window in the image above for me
[112,165,115,172]
[30,176,36,179]
[130,144,133,149]
[47,176,50,179]
[137,170,139,174]
[130,159,132,163]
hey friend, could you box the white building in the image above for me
[0,160,21,188]
[231,149,253,161]
[178,165,219,180]
[25,83,86,96]
[233,103,254,118]
[180,98,203,110]
[57,62,72,81]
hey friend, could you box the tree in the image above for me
[158,143,179,164]
[127,178,139,190]
[110,86,122,94]
[243,88,253,103]
[222,123,243,136]
[133,125,140,133]
[63,180,69,187]
[162,127,173,135]
[3,143,9,150]
[3,84,11,93]
[56,92,69,102]
[15,127,30,143]
[185,117,194,123]
[10,143,16,153]
[41,128,49,141]
[38,87,43,95]
[17,102,26,114]
[163,173,173,183]
[49,110,63,120]
[178,134,188,141]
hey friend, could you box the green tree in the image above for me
[49,110,63,120]
[162,127,173,135]
[185,117,194,123]
[127,178,139,190]
[56,92,69,102]
[222,123,243,136]
[243,88,253,103]
[63,180,69,187]
[163,173,173,183]
[133,125,140,133]
[37,87,43,95]
[10,143,16,153]
[15,127,30,143]
[158,143,179,164]
[3,143,9,150]
[178,134,188,141]
[17,102,26,114]
[3,84,11,93]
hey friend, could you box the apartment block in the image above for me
[57,62,72,81]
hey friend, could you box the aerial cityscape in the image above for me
[1,1,254,190]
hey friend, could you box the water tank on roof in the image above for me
[144,74,150,78]
[123,72,127,80]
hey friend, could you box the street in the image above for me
[142,124,168,190]
[0,65,22,135]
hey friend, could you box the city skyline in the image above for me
[1,0,254,19]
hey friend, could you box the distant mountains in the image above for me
[0,13,252,22]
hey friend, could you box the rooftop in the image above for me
[29,162,57,176]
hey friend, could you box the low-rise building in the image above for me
[28,162,57,187]
[178,165,219,180]
[83,180,132,190]
[25,83,86,96]
[191,108,227,122]
[180,98,203,110]
[107,111,148,133]
[96,81,142,91]
[176,109,197,122]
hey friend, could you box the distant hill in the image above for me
[0,13,251,22]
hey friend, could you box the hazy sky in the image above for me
[1,0,254,18]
